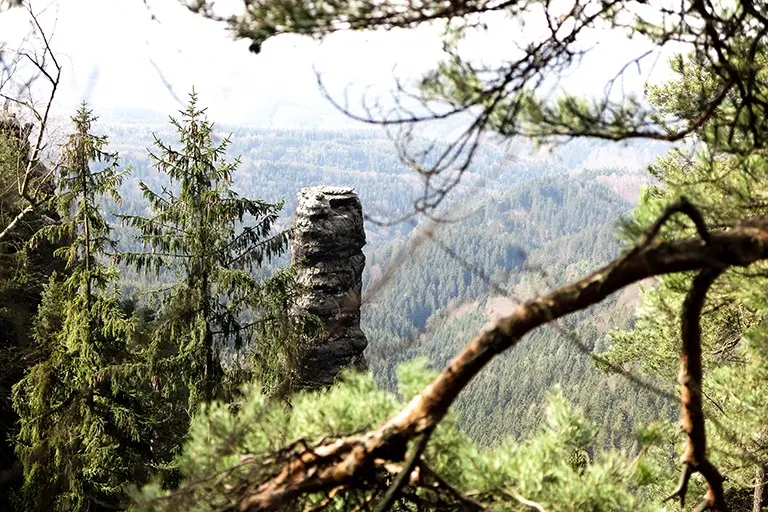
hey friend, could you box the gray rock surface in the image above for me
[291,186,368,387]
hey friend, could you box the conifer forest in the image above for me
[1,0,768,510]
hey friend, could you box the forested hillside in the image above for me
[105,123,662,224]
[4,0,768,509]
[362,173,676,448]
[102,120,670,450]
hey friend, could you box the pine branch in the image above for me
[372,427,434,512]
[665,268,728,511]
[234,208,768,510]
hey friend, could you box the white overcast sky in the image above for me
[0,0,678,129]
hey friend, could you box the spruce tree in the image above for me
[11,103,142,511]
[120,92,296,409]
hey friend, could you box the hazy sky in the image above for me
[1,0,677,128]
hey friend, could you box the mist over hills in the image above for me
[102,118,668,221]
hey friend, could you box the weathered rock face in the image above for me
[291,186,368,387]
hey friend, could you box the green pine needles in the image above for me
[12,103,141,511]
[135,360,668,511]
[9,95,318,510]
[119,91,305,408]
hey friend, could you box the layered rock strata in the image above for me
[291,186,368,387]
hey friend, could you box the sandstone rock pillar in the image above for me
[291,186,368,387]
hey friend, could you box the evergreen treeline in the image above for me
[362,173,677,449]
[0,96,316,510]
[100,120,665,246]
[104,115,663,450]
[1,58,765,510]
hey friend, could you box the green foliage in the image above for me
[134,360,669,511]
[0,98,706,511]
[118,92,299,407]
[11,104,144,511]
[3,114,674,510]
[602,48,768,507]
[0,114,64,511]
[362,172,677,449]
[6,4,768,506]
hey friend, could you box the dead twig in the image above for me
[503,488,547,512]
[0,1,61,243]
[372,427,434,512]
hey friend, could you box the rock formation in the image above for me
[291,186,368,387]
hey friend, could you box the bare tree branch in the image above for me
[0,202,33,240]
[191,0,768,214]
[0,0,61,243]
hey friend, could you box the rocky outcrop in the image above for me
[0,114,33,157]
[291,186,368,387]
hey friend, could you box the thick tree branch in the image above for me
[234,207,768,510]
[372,427,433,512]
[666,268,728,511]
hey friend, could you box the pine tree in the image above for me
[602,49,768,509]
[11,103,143,511]
[136,361,669,511]
[120,92,297,409]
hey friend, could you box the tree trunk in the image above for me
[755,464,767,512]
